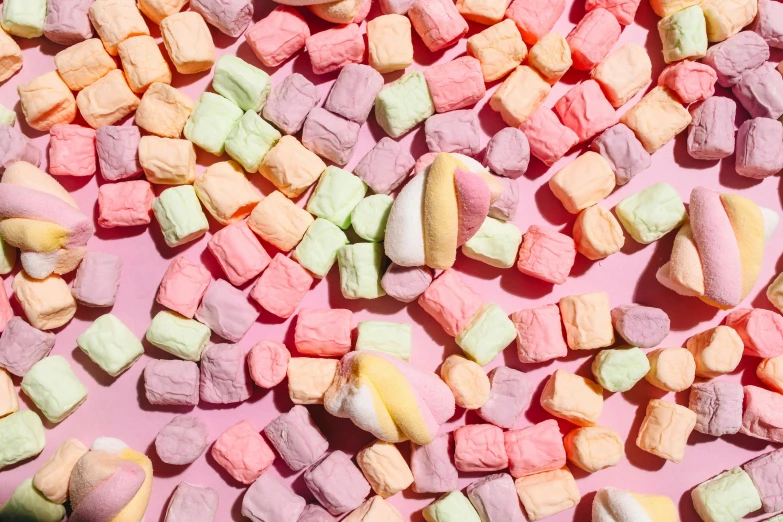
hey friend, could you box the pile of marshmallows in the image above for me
[0,0,783,519]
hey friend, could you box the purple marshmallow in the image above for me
[298,505,336,522]
[301,108,361,166]
[687,96,737,161]
[190,0,253,37]
[264,405,329,471]
[381,263,433,303]
[263,74,320,136]
[590,123,651,185]
[410,432,458,494]
[424,110,481,156]
[155,415,210,465]
[611,304,670,348]
[353,137,415,195]
[689,381,743,437]
[478,367,532,429]
[144,359,200,407]
[467,473,525,522]
[0,317,56,377]
[732,62,783,120]
[199,343,253,404]
[744,448,783,513]
[736,117,783,179]
[324,64,384,125]
[242,474,306,522]
[165,482,219,522]
[0,125,41,171]
[96,126,142,182]
[703,31,770,87]
[304,451,371,515]
[71,251,123,307]
[484,127,530,179]
[753,0,783,49]
[195,280,259,343]
[43,0,94,46]
[488,177,519,222]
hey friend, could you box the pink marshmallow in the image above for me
[467,473,525,522]
[658,61,717,104]
[95,126,141,182]
[0,125,41,171]
[735,117,783,179]
[410,432,458,494]
[517,225,576,284]
[191,0,252,37]
[380,0,415,13]
[455,168,491,245]
[325,64,384,125]
[753,0,783,49]
[566,8,621,71]
[262,73,320,135]
[301,108,360,166]
[511,305,568,363]
[247,340,290,389]
[44,0,94,46]
[71,251,123,307]
[294,308,353,357]
[425,111,480,156]
[454,424,508,473]
[208,221,271,287]
[418,269,483,337]
[520,108,579,166]
[242,474,305,522]
[703,31,770,87]
[414,152,438,173]
[725,308,783,358]
[504,419,566,478]
[555,80,618,142]
[0,284,11,333]
[484,128,530,179]
[212,420,275,484]
[156,256,211,319]
[0,316,55,377]
[166,482,219,522]
[590,123,650,185]
[610,304,669,348]
[743,447,783,513]
[264,405,329,471]
[299,505,336,522]
[155,415,209,465]
[354,138,415,195]
[585,0,640,25]
[423,57,486,113]
[97,181,153,228]
[48,124,96,177]
[505,0,565,44]
[245,6,309,68]
[478,366,532,429]
[195,279,259,343]
[741,385,783,443]
[251,254,313,319]
[143,359,199,406]
[687,96,736,161]
[488,177,519,221]
[304,451,371,515]
[200,343,253,404]
[381,264,433,303]
[408,0,468,52]
[688,380,743,437]
[305,24,364,75]
[732,62,783,120]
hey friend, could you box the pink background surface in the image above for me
[1,0,783,520]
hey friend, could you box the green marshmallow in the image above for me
[765,516,783,522]
[0,410,44,470]
[462,217,523,269]
[1,0,46,38]
[615,182,686,244]
[337,243,386,300]
[0,235,17,274]
[152,185,209,247]
[0,479,66,522]
[351,194,393,242]
[0,104,16,126]
[658,6,707,63]
[456,303,516,366]
[692,467,761,522]
[76,314,144,377]
[225,110,281,173]
[591,347,650,392]
[184,92,244,156]
[375,71,435,138]
[423,491,481,522]
[146,310,210,362]
[306,166,368,229]
[212,55,271,113]
[21,356,87,423]
[356,320,412,360]
[293,218,349,278]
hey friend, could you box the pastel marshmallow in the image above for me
[0,410,45,469]
[212,55,270,113]
[440,355,490,409]
[245,6,309,68]
[195,279,259,342]
[726,308,783,358]
[0,28,22,82]
[190,0,252,36]
[32,438,88,504]
[297,505,335,522]
[659,60,717,104]
[566,8,621,70]
[743,447,783,513]
[687,96,736,160]
[242,474,305,522]
[288,357,339,405]
[337,243,386,300]
[456,0,506,24]
[454,423,508,472]
[490,65,550,127]
[143,359,199,406]
[356,441,414,498]
[636,399,696,462]
[657,5,708,63]
[251,251,309,317]
[49,124,96,178]
[505,0,564,44]
[511,304,568,363]
[456,303,516,366]
[424,57,486,114]
[424,111,481,157]
[13,272,76,330]
[592,488,678,522]
[224,105,281,170]
[43,0,93,44]
[156,256,210,319]
[692,467,762,522]
[620,86,692,153]
[616,182,686,244]
[248,191,312,252]
[302,108,361,166]
[753,0,783,48]
[184,92,243,156]
[76,313,142,376]
[305,451,371,515]
[375,71,435,138]
[527,31,571,83]
[555,80,617,143]
[558,291,614,350]
[324,65,384,126]
[96,126,142,181]
[381,264,432,304]
[418,269,482,336]
[195,161,261,225]
[293,218,349,278]
[118,35,172,94]
[590,44,652,107]
[540,370,604,426]
[306,24,364,75]
[76,69,140,128]
[573,205,624,260]
[520,107,578,166]
[650,0,698,16]
[355,320,412,361]
[351,194,394,243]
[264,405,328,471]
[476,366,530,429]
[0,478,65,522]
[0,125,41,172]
[467,474,525,522]
[591,347,650,392]
[733,62,783,120]
[586,0,640,24]
[155,415,209,465]
[463,217,522,269]
[758,354,783,394]
[410,433,458,494]
[17,71,77,131]
[53,38,116,91]
[70,251,122,307]
[199,343,253,404]
[704,31,770,87]
[686,325,743,378]
[742,385,783,442]
[367,14,413,74]
[514,468,580,521]
[146,311,210,361]
[611,305,669,348]
[354,138,415,195]
[165,482,219,522]
[137,0,188,23]
[504,419,565,477]
[88,0,149,55]
[307,0,369,25]
[424,491,481,522]
[307,166,367,230]
[564,425,623,473]
[549,151,615,214]
[135,83,194,139]
[152,185,209,247]
[247,340,289,389]
[466,19,527,82]
[212,420,274,484]
[160,12,216,74]
[0,317,56,377]
[735,117,783,179]
[408,0,468,51]
[262,74,320,136]
[21,355,88,422]
[701,0,757,42]
[689,380,743,436]
[2,0,46,38]
[344,496,404,522]
[645,347,696,392]
[516,225,576,284]
[483,128,529,179]
[259,136,326,199]
[0,368,17,417]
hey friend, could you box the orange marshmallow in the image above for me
[620,86,692,153]
[259,135,326,199]
[528,32,572,84]
[12,272,77,330]
[88,0,150,55]
[367,14,413,74]
[134,83,195,138]
[515,468,580,521]
[0,28,22,83]
[489,65,550,127]
[287,357,339,405]
[645,347,696,392]
[757,355,783,394]
[549,152,615,214]
[686,326,743,378]
[139,136,196,185]
[558,291,614,350]
[591,43,652,108]
[161,12,216,74]
[138,0,188,24]
[457,0,507,25]
[572,205,624,260]
[247,191,314,252]
[636,399,696,462]
[54,39,117,91]
[117,35,172,93]
[17,71,77,131]
[466,20,527,82]
[76,69,140,128]
[194,161,261,225]
[540,369,604,427]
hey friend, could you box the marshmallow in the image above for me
[76,314,143,376]
[33,438,87,504]
[454,423,508,472]
[586,0,640,24]
[379,0,415,13]
[489,179,518,224]
[424,491,481,522]
[567,8,621,70]
[659,60,717,105]
[768,273,783,313]
[687,325,743,377]
[504,419,565,477]
[687,96,736,160]
[263,74,320,136]
[408,0,467,51]
[689,380,743,436]
[302,108,360,166]
[645,347,696,392]
[559,291,614,350]
[351,195,393,243]
[743,447,783,513]
[419,269,482,336]
[0,125,41,171]
[306,24,364,75]
[375,71,435,138]
[456,303,516,366]
[195,279,259,342]
[251,254,311,318]
[248,191,312,252]
[692,467,762,522]
[138,0,188,23]
[146,310,210,361]
[462,217,521,269]
[54,38,116,91]
[457,0,506,23]
[611,305,669,348]
[727,308,783,358]
[735,117,783,179]
[422,154,462,270]
[0,28,22,82]
[541,370,604,426]
[514,468,580,521]
[592,488,677,522]
[212,420,274,484]
[0,317,55,377]
[616,182,686,244]
[0,478,65,522]
[505,0,564,44]
[511,304,568,363]
[224,110,280,169]
[381,264,432,304]
[440,355,490,409]
[425,111,481,157]
[468,474,525,522]
[650,0,698,16]
[555,80,618,143]
[96,126,141,181]
[13,273,76,331]
[199,343,252,404]
[247,340,289,389]
[76,69,140,128]
[355,321,412,360]
[636,399,696,462]
[156,256,210,319]
[592,347,650,392]
[573,205,625,260]
[591,44,652,108]
[259,136,326,199]
[424,57,486,114]
[1,0,45,38]
[356,441,414,498]
[211,56,270,116]
[549,151,615,214]
[152,185,209,247]
[410,433,458,494]
[184,92,243,156]
[48,124,95,177]
[704,31,770,87]
[191,0,252,36]
[17,71,77,131]
[658,5,708,63]
[118,35,172,94]
[337,243,386,299]
[134,86,194,141]
[483,128,529,179]
[345,496,403,522]
[474,367,529,429]
[308,0,368,24]
[70,251,122,308]
[22,355,88,422]
[466,20,527,82]
[324,65,384,126]
[293,218,349,278]
[490,66,550,127]
[326,351,455,444]
[517,225,576,283]
[264,405,328,471]
[44,0,93,46]
[0,410,44,469]
[520,107,578,166]
[245,6,309,68]
[160,12,216,74]
[367,14,413,74]
[155,415,209,465]
[564,425,623,473]
[620,86,692,153]
[742,385,783,442]
[354,138,415,195]
[0,237,14,275]
[0,368,17,417]
[758,354,783,394]
[702,0,757,42]
[753,0,783,48]
[732,62,783,120]
[88,0,149,55]
[144,359,199,406]
[307,166,367,230]
[242,474,306,522]
[195,161,261,226]
[165,482,219,522]
[305,451,371,515]
[527,31,571,84]
[385,170,427,267]
[288,357,339,405]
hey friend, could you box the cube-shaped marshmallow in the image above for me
[0,317,55,377]
[692,467,761,522]
[375,71,435,138]
[21,355,87,422]
[264,405,328,471]
[17,71,76,131]
[307,166,367,230]
[306,24,364,75]
[591,44,652,108]
[511,305,568,364]
[96,126,141,181]
[733,62,783,121]
[195,280,259,343]
[351,195,394,243]
[658,6,708,63]
[0,28,21,83]
[616,182,686,244]
[143,359,199,406]
[137,0,188,23]
[305,451,371,515]
[48,124,96,177]
[245,6,309,68]
[287,358,338,404]
[659,60,717,104]
[71,251,122,307]
[259,136,326,198]
[701,0,757,43]
[184,92,243,156]
[520,108,578,166]
[462,217,521,269]
[302,109,361,166]
[505,0,564,45]
[152,185,209,247]
[76,69,140,128]
[517,225,576,284]
[572,205,625,260]
[466,19,527,82]
[146,310,210,361]
[688,96,736,160]
[743,448,783,513]
[161,12,216,74]
[368,14,413,74]
[76,314,143,376]
[165,483,219,522]
[735,118,783,179]
[490,66,550,127]
[590,124,650,185]
[540,370,603,426]
[225,111,281,173]
[357,440,414,498]
[12,273,76,330]
[190,0,252,37]
[514,468,580,521]
[586,0,640,25]
[262,74,320,135]
[43,0,93,46]
[408,0,468,51]
[54,39,116,91]
[195,161,261,225]
[293,218,349,278]
[456,303,516,366]
[527,32,571,84]
[504,419,565,477]
[118,35,171,93]
[212,55,270,113]
[88,0,149,55]
[419,269,483,337]
[324,65,384,126]
[199,343,253,404]
[134,83,194,139]
[566,8,621,70]
[248,191,312,252]
[636,399,696,462]
[563,425,623,473]
[251,254,312,319]
[0,410,45,469]
[689,380,743,436]
[620,87,692,153]
[212,420,274,484]
[424,57,486,114]
[453,424,508,472]
[2,0,46,38]
[208,221,270,286]
[555,80,617,143]
[337,243,386,300]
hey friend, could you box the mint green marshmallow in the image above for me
[0,104,16,126]
[21,356,87,423]
[615,182,686,244]
[293,218,349,278]
[1,0,46,38]
[692,467,761,522]
[351,194,393,242]
[375,71,435,138]
[423,491,481,522]
[146,310,210,362]
[0,235,16,274]
[0,410,44,470]
[456,303,516,366]
[356,320,412,360]
[306,166,368,229]
[462,217,523,269]
[76,314,144,376]
[152,185,209,247]
[337,243,386,299]
[658,6,708,63]
[184,92,244,156]
[591,347,650,392]
[0,479,66,522]
[765,516,783,522]
[225,110,281,173]
[212,55,271,112]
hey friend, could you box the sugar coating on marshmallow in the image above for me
[260,136,326,199]
[616,182,686,244]
[0,317,55,377]
[354,138,415,195]
[549,151,615,214]
[367,15,413,75]
[645,347,696,392]
[135,83,194,139]
[0,28,22,82]
[288,358,339,404]
[658,6,707,63]
[0,368,18,417]
[337,243,386,300]
[735,117,783,179]
[71,251,123,308]
[351,195,394,243]
[144,359,199,406]
[659,60,717,104]
[152,185,209,247]
[13,272,76,331]
[490,65,550,127]
[2,0,46,38]
[190,0,252,36]
[520,107,578,166]
[306,24,364,75]
[467,473,525,522]
[165,482,219,522]
[758,354,783,394]
[146,311,210,361]
[511,304,568,364]
[355,320,412,360]
[212,420,274,484]
[636,399,696,462]
[161,12,215,74]
[540,369,603,426]
[195,161,261,226]
[505,0,564,45]
[527,31,571,84]
[156,256,210,319]
[53,39,115,92]
[199,343,253,404]
[408,0,468,51]
[621,87,692,153]
[118,35,172,94]
[21,355,87,422]
[592,347,650,392]
[248,192,312,253]
[423,491,481,522]
[424,111,481,157]
[686,325,743,378]
[356,441,414,498]
[726,308,783,358]
[419,269,482,336]
[0,410,45,469]
[692,467,761,522]
[454,423,508,472]
[245,6,309,68]
[559,291,614,350]
[516,225,576,284]
[555,80,617,143]
[294,218,349,278]
[88,0,149,55]
[381,264,432,304]
[140,136,196,185]
[484,128,529,180]
[466,20,527,82]
[263,74,320,136]
[225,111,281,173]
[0,478,65,522]
[456,303,516,366]
[250,253,311,319]
[247,340,289,389]
[264,405,328,471]
[324,65,383,127]
[375,71,435,138]
[242,474,305,522]
[689,380,743,436]
[76,314,142,376]
[457,0,506,24]
[567,8,621,71]
[702,0,757,43]
[515,467,580,521]
[743,447,783,513]
[687,96,736,160]
[212,55,270,113]
[155,415,209,465]
[48,124,96,177]
[96,126,141,182]
[591,44,651,108]
[137,0,188,23]
[742,385,783,442]
[0,125,40,171]
[17,71,77,131]
[462,217,522,269]
[184,92,243,156]
[76,69,140,128]
[307,166,368,230]
[302,108,361,166]
[424,57,486,114]
[611,305,669,349]
[504,419,565,477]
[32,438,87,504]
[410,433,458,494]
[195,279,259,342]
[305,451,371,515]
[573,205,624,260]
[440,355,490,409]
[704,31,769,87]
[564,425,623,473]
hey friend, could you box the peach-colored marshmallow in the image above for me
[287,357,339,405]
[440,354,491,410]
[0,368,18,418]
[566,8,621,71]
[701,0,757,42]
[558,291,614,350]
[505,0,565,45]
[564,425,623,473]
[32,438,88,503]
[368,14,413,74]
[137,0,188,24]
[591,44,652,107]
[527,32,572,83]
[139,136,196,185]
[88,0,150,55]
[758,355,783,394]
[489,65,550,127]
[726,308,783,358]
[620,86,692,153]
[645,347,696,392]
[117,35,172,94]
[466,20,527,82]
[0,28,22,83]
[504,420,566,477]
[76,69,140,128]
[161,12,216,74]
[194,161,261,225]
[540,369,603,427]
[549,151,615,214]
[259,136,326,198]
[12,272,76,330]
[248,191,313,252]
[650,0,698,16]
[573,205,624,260]
[17,71,76,131]
[54,39,117,91]
[135,82,194,138]
[357,441,414,498]
[686,326,743,378]
[408,0,468,51]
[457,0,507,25]
[514,468,580,521]
[208,221,271,286]
[636,399,696,462]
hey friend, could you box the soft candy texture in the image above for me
[295,308,352,357]
[591,347,650,392]
[564,426,623,473]
[566,8,620,70]
[375,71,435,138]
[208,221,270,286]
[0,478,66,522]
[344,496,403,522]
[477,366,530,429]
[325,64,384,125]
[704,31,769,87]
[483,128,529,179]
[423,491,481,522]
[305,451,371,515]
[49,124,96,177]
[0,410,45,469]
[0,368,17,417]
[505,0,564,44]
[2,0,46,38]
[260,136,326,200]
[592,488,678,522]
[242,474,305,522]
[21,355,88,422]
[511,305,568,363]
[636,399,696,462]
[466,20,527,82]
[294,218,349,278]
[264,405,328,471]
[758,355,783,394]
[165,482,219,522]
[701,0,756,42]
[591,44,652,108]
[155,415,209,465]
[139,136,196,185]
[212,55,270,112]
[96,126,142,181]
[247,340,289,390]
[687,96,736,160]
[251,254,313,319]
[555,80,617,143]
[489,177,519,222]
[118,35,172,94]
[13,273,77,330]
[156,256,210,319]
[144,359,200,406]
[419,269,483,337]
[0,28,22,82]
[620,87,692,153]
[184,92,243,156]
[0,105,12,126]
[692,467,762,522]
[516,225,576,284]
[410,433,458,494]
[408,0,468,51]
[33,438,88,504]
[190,0,252,36]
[337,243,386,300]
[198,159,262,221]
[659,61,717,104]
[424,57,486,114]
[520,108,578,166]
[463,217,521,269]
[456,303,516,366]
[549,151,615,214]
[540,370,603,426]
[263,74,320,135]
[245,6,309,68]
[743,448,783,513]
[422,153,462,270]
[357,441,414,498]
[302,108,361,166]
[689,380,743,436]
[76,69,140,128]
[71,251,122,307]
[211,420,274,484]
[440,355,490,410]
[248,191,312,252]
[287,358,339,405]
[735,118,783,179]
[732,62,783,120]
[385,170,428,267]
[742,385,783,442]
[526,31,571,84]
[355,321,412,360]
[146,310,210,361]
[305,24,364,75]
[658,6,707,63]
[76,314,143,376]
[325,351,455,445]
[616,182,686,244]
[160,12,215,74]
[195,280,259,343]
[559,292,614,350]
[453,424,508,472]
[152,185,209,247]
[515,468,580,521]
[456,0,506,23]
[17,71,77,131]
[467,473,525,522]
[425,111,480,156]
[754,0,783,48]
[225,113,277,173]
[354,138,415,195]
[725,308,783,358]
[611,305,670,348]
[0,125,41,171]
[199,343,252,404]
[53,38,116,91]
[0,317,55,376]
[504,420,565,478]
[351,195,394,243]
[298,505,336,522]
[381,264,432,304]
[490,66,550,127]
[645,347,696,392]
